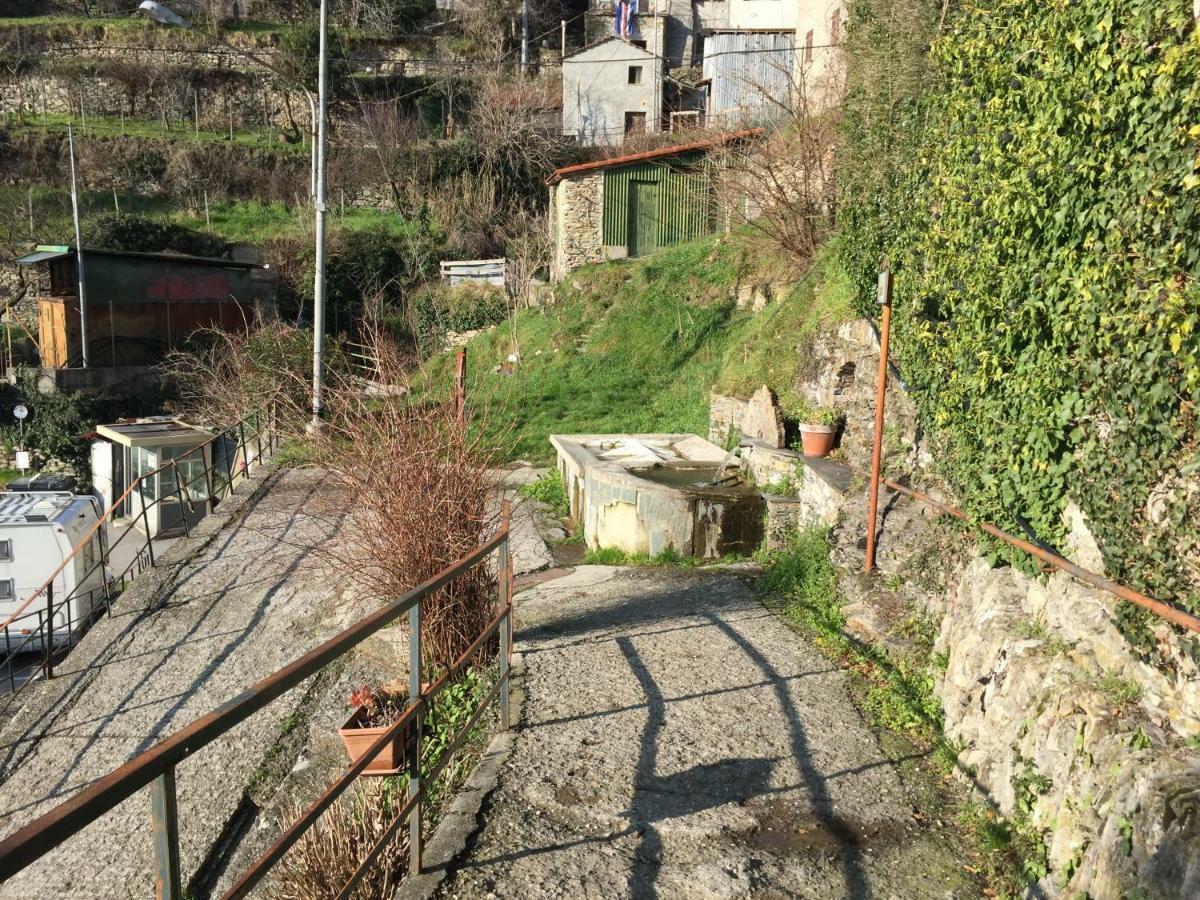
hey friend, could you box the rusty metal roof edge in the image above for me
[547,128,764,185]
[13,246,264,269]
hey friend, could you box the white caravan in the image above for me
[0,492,108,652]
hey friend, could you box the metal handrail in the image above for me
[877,477,1200,635]
[0,406,272,635]
[0,506,514,900]
[0,407,276,705]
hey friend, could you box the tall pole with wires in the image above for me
[520,0,530,73]
[311,0,329,427]
[67,123,89,369]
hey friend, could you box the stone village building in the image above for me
[567,0,845,144]
[548,129,760,280]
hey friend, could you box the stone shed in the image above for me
[547,128,761,280]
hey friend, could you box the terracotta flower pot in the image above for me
[799,424,837,458]
[338,705,412,776]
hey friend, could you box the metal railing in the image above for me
[0,406,277,711]
[0,504,515,900]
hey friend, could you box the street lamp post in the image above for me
[67,123,89,369]
[150,1,327,425]
[311,0,329,428]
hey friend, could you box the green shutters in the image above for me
[601,154,714,257]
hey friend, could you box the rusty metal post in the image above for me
[150,767,182,900]
[864,264,894,574]
[498,500,511,731]
[140,482,156,566]
[43,583,54,679]
[408,593,423,874]
[171,461,190,540]
[454,349,467,426]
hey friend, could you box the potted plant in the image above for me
[337,684,413,775]
[798,406,841,458]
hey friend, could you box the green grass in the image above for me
[419,235,854,463]
[1,185,416,248]
[2,112,300,151]
[581,545,701,567]
[516,470,569,519]
[0,15,149,29]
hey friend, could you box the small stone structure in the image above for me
[551,433,764,559]
[740,384,786,448]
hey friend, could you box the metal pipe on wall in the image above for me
[864,264,893,572]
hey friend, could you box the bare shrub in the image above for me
[268,779,409,900]
[162,321,322,433]
[308,326,500,670]
[715,65,840,265]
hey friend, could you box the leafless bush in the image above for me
[162,320,318,433]
[715,66,840,264]
[468,72,567,197]
[268,779,409,900]
[307,326,500,670]
[500,208,550,308]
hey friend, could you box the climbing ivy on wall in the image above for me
[839,1,1200,654]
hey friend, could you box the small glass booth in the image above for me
[92,419,224,538]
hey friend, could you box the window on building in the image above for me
[624,111,647,134]
[628,65,643,85]
[805,29,814,63]
[831,10,841,44]
[631,39,647,50]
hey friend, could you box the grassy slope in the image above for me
[421,234,855,463]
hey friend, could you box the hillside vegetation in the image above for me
[420,235,855,462]
[840,0,1200,648]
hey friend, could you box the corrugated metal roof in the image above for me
[703,31,796,118]
[548,128,763,184]
[12,250,69,265]
[12,247,262,269]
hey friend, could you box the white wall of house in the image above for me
[562,38,664,145]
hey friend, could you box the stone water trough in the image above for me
[550,433,766,559]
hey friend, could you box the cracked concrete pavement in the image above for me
[436,566,981,899]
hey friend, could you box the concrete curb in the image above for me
[396,648,527,900]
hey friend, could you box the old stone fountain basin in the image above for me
[550,433,766,559]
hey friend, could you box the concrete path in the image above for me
[436,566,978,899]
[0,468,347,899]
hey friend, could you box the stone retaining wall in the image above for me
[716,314,1200,897]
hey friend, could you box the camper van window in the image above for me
[0,539,11,561]
[0,579,13,600]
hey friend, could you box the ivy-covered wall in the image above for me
[839,1,1200,654]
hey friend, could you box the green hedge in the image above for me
[840,1,1200,653]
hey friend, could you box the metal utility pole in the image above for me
[520,0,529,73]
[864,262,893,573]
[311,0,329,427]
[652,0,660,131]
[67,124,89,369]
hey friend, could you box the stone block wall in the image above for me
[708,391,747,446]
[550,173,605,281]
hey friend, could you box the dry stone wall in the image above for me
[551,173,604,281]
[712,315,1200,898]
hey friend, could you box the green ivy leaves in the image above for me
[840,0,1200,651]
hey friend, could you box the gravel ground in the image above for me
[0,468,349,900]
[436,566,981,900]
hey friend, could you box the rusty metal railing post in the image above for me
[150,767,182,900]
[454,349,467,426]
[408,595,423,875]
[171,461,190,540]
[140,481,156,566]
[43,583,54,679]
[498,500,511,731]
[864,263,893,574]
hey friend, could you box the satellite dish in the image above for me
[138,1,192,28]
[13,404,27,421]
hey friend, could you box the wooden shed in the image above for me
[14,246,267,368]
